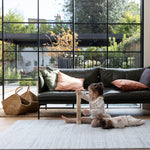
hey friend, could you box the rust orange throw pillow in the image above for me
[55,72,85,91]
[112,79,148,91]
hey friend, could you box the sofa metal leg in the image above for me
[38,104,40,120]
[73,103,74,109]
[45,104,47,110]
[140,103,142,108]
[107,104,108,108]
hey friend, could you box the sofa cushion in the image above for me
[112,79,148,91]
[140,68,150,88]
[40,69,59,91]
[60,67,100,89]
[104,87,150,104]
[38,90,89,104]
[38,88,150,104]
[55,72,85,91]
[99,68,126,87]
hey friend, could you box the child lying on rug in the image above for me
[99,115,145,129]
[62,82,110,127]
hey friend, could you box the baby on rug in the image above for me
[99,115,145,129]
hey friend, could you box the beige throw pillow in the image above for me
[55,72,85,91]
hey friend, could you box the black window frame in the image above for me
[1,0,144,100]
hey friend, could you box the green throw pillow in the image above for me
[40,69,59,91]
[46,66,54,71]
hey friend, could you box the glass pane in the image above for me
[75,0,107,23]
[108,25,141,51]
[75,51,107,68]
[108,0,141,23]
[39,0,72,22]
[107,52,141,68]
[75,24,107,47]
[4,0,37,22]
[4,81,37,100]
[40,52,73,69]
[0,14,2,87]
[4,52,38,80]
[4,23,38,50]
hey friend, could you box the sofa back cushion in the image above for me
[60,67,100,89]
[99,68,126,87]
[125,68,145,81]
[139,68,150,88]
[99,67,145,88]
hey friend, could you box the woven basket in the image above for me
[2,87,31,115]
[21,83,38,113]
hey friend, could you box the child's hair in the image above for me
[88,82,104,96]
[100,118,114,129]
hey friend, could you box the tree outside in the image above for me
[45,28,81,68]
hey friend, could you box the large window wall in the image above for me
[0,0,144,100]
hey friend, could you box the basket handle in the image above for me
[15,86,23,94]
[27,82,31,92]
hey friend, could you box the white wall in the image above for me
[143,0,150,109]
[144,0,150,67]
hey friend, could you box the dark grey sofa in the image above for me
[38,67,150,119]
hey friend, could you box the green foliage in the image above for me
[0,41,16,61]
[76,47,102,68]
[100,33,140,68]
[63,0,140,33]
[81,32,139,68]
[83,47,101,60]
[0,9,36,34]
[4,67,21,83]
[4,9,24,22]
[40,24,51,34]
[51,24,69,34]
[122,57,135,68]
[85,60,101,68]
[112,11,140,37]
[102,32,140,52]
[24,24,37,34]
[19,80,36,86]
[4,9,25,33]
[122,32,140,48]
[4,42,16,61]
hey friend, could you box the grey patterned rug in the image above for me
[0,120,150,149]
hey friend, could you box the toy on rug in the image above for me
[76,90,81,124]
